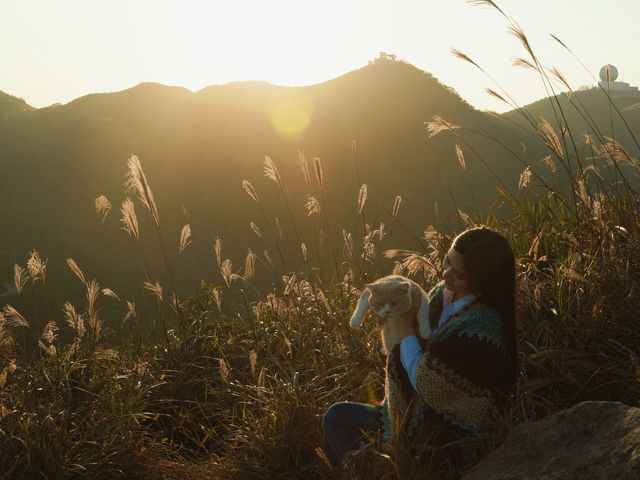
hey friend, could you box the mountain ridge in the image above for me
[0,90,35,116]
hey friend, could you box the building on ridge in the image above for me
[598,64,639,97]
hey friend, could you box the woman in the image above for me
[322,227,519,467]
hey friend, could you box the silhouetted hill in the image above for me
[505,86,640,159]
[0,61,574,325]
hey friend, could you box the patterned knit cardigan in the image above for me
[382,282,514,440]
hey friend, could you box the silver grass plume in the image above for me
[95,195,112,222]
[305,196,321,216]
[537,117,563,159]
[548,67,571,91]
[512,57,537,71]
[541,155,556,174]
[63,302,85,338]
[101,288,120,301]
[466,0,508,18]
[518,166,532,191]
[144,281,163,303]
[425,115,460,137]
[2,306,28,328]
[357,184,367,214]
[179,224,192,254]
[212,289,222,312]
[282,275,297,296]
[41,320,58,344]
[13,265,27,294]
[214,236,222,266]
[455,144,467,171]
[378,223,386,241]
[244,250,256,280]
[242,180,259,202]
[507,22,535,62]
[125,155,159,226]
[220,259,234,288]
[66,258,87,286]
[121,301,136,329]
[392,262,404,275]
[316,289,332,315]
[120,198,140,241]
[313,157,324,190]
[392,196,402,218]
[250,222,262,238]
[342,230,353,259]
[458,209,473,226]
[39,341,56,357]
[450,48,482,70]
[27,250,47,284]
[87,311,102,341]
[486,88,508,104]
[86,279,100,315]
[263,156,282,186]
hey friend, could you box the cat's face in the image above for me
[367,282,412,319]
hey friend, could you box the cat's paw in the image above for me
[419,322,432,340]
[349,314,363,328]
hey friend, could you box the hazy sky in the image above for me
[2,0,638,112]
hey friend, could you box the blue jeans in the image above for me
[322,402,383,466]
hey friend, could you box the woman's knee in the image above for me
[323,402,352,432]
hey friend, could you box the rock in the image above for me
[463,401,640,480]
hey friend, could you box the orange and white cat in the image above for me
[349,275,431,355]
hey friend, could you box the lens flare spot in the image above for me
[268,94,313,140]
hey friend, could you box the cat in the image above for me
[349,275,431,355]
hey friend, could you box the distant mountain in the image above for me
[0,61,591,319]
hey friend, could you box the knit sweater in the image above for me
[381,281,514,440]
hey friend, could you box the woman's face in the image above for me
[442,247,474,297]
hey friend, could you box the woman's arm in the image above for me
[400,335,423,393]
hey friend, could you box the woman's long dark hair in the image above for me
[452,227,519,387]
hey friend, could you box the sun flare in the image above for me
[267,92,313,140]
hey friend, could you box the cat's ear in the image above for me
[366,283,377,292]
[396,283,410,293]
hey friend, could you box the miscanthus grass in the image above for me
[2,4,640,479]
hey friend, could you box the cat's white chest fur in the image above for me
[349,275,431,355]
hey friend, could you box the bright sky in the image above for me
[2,0,639,112]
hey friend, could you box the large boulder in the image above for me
[463,401,640,480]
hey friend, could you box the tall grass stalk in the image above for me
[125,155,184,333]
[242,179,289,271]
[313,156,341,279]
[263,155,302,249]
